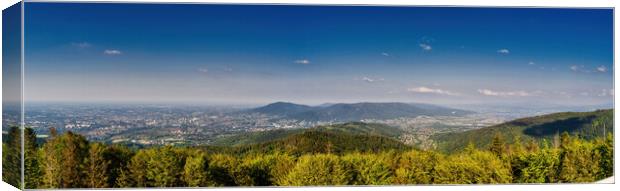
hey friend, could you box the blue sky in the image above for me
[23,3,613,106]
[2,2,22,104]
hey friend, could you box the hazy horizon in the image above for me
[20,99,614,110]
[20,4,613,106]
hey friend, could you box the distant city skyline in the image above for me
[23,3,613,106]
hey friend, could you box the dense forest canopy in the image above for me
[2,119,613,188]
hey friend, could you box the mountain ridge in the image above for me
[245,101,473,122]
[431,109,613,153]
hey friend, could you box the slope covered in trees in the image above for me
[1,125,613,188]
[213,122,404,146]
[1,110,614,188]
[431,109,613,153]
[227,130,409,156]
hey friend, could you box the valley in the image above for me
[13,102,506,146]
[8,101,611,151]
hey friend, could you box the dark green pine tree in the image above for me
[2,125,21,188]
[489,133,506,157]
[596,133,613,179]
[24,127,42,189]
[103,145,134,187]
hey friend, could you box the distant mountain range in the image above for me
[245,102,473,122]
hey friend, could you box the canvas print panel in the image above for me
[4,2,616,189]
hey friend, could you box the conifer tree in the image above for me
[41,129,60,188]
[525,139,539,153]
[394,150,439,184]
[182,151,212,187]
[281,154,350,186]
[434,149,511,184]
[265,153,296,186]
[103,144,134,187]
[24,127,42,189]
[84,143,110,188]
[596,133,613,179]
[121,150,149,187]
[115,168,135,188]
[2,125,21,188]
[511,148,560,183]
[144,146,186,187]
[41,130,89,188]
[511,135,524,155]
[557,134,601,183]
[342,152,394,185]
[208,153,238,186]
[489,133,506,157]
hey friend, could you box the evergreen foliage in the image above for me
[280,154,349,186]
[2,126,22,188]
[5,115,614,188]
[24,127,42,189]
[40,130,89,188]
[84,143,110,188]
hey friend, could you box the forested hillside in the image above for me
[213,122,404,146]
[431,109,612,153]
[2,118,614,188]
[225,130,410,156]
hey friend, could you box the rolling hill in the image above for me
[231,130,410,156]
[212,122,404,146]
[212,122,409,155]
[431,109,613,153]
[245,102,473,122]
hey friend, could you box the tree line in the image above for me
[2,126,614,188]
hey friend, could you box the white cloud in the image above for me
[570,65,580,72]
[569,65,609,74]
[528,61,535,65]
[360,77,385,83]
[478,89,531,97]
[408,86,458,96]
[71,42,91,48]
[381,52,390,57]
[294,59,310,64]
[419,44,432,51]
[497,49,510,54]
[103,49,122,55]
[198,68,209,73]
[597,89,614,97]
[596,65,608,72]
[570,65,593,73]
